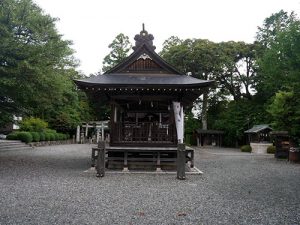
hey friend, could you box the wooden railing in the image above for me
[111,122,177,146]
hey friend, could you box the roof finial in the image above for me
[133,24,156,51]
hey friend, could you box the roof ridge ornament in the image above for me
[137,53,152,60]
[133,23,156,51]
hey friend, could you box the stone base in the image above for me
[250,142,272,154]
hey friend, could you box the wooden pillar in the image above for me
[123,151,129,172]
[101,122,104,141]
[156,152,162,172]
[96,141,106,177]
[199,134,202,147]
[110,103,116,144]
[177,143,186,180]
[114,105,117,123]
[190,150,194,168]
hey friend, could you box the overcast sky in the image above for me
[33,0,300,75]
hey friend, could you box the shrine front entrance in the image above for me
[110,99,177,147]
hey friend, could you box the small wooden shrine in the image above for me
[196,129,224,147]
[244,124,273,143]
[75,26,213,171]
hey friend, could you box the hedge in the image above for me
[6,132,20,140]
[44,133,50,141]
[20,117,48,132]
[49,133,56,141]
[6,130,69,143]
[39,132,45,141]
[30,132,40,142]
[18,132,33,143]
[267,145,276,154]
[241,145,252,152]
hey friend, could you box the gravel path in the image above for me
[0,144,299,225]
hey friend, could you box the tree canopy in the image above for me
[0,0,93,132]
[102,33,132,73]
[160,10,300,145]
[256,11,300,141]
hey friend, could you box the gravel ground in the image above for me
[0,144,299,225]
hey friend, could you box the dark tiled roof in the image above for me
[75,74,213,88]
[244,125,272,134]
[196,129,224,134]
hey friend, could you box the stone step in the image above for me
[0,140,33,151]
[0,144,32,149]
[0,146,33,152]
[0,141,27,147]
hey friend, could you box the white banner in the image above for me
[173,101,184,143]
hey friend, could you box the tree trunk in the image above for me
[201,90,208,130]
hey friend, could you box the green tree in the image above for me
[161,38,259,130]
[0,0,94,132]
[256,10,300,98]
[268,91,300,137]
[254,10,300,141]
[213,99,267,147]
[102,33,132,73]
[256,10,297,48]
[161,38,220,130]
[216,41,258,100]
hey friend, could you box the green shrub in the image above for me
[57,133,65,140]
[30,132,40,142]
[49,133,55,141]
[44,133,51,141]
[267,145,276,154]
[63,134,67,140]
[20,117,48,132]
[241,145,252,152]
[39,132,45,141]
[45,129,56,134]
[6,132,20,140]
[66,133,70,139]
[18,132,33,143]
[54,133,59,141]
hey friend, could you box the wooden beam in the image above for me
[177,143,186,180]
[96,141,106,177]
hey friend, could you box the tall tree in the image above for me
[102,33,132,73]
[256,10,297,48]
[256,10,300,140]
[216,41,258,100]
[0,0,93,132]
[161,38,220,130]
[161,38,259,129]
[256,11,300,98]
[268,91,300,138]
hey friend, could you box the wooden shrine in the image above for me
[75,25,213,172]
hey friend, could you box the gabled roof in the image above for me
[104,43,182,75]
[74,26,214,106]
[244,125,273,134]
[75,26,213,87]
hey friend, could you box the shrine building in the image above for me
[75,26,213,171]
